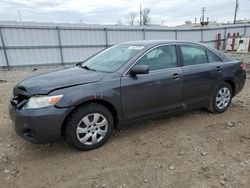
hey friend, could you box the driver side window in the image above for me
[136,45,177,71]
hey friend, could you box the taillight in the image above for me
[240,63,246,70]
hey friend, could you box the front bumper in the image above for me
[9,104,73,144]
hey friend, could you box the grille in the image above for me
[11,86,29,109]
[11,94,28,107]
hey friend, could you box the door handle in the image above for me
[172,73,180,80]
[216,66,222,72]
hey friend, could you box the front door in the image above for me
[121,44,183,121]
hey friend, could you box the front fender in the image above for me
[50,79,123,120]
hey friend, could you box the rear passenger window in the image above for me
[181,45,208,66]
[206,50,221,63]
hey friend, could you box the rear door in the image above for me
[179,44,223,108]
[121,44,183,121]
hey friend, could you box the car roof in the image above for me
[121,40,208,47]
[121,40,235,62]
[121,40,177,47]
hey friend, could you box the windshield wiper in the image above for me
[76,62,82,66]
[81,65,96,71]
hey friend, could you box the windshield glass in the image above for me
[82,44,144,72]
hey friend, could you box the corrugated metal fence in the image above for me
[0,23,250,68]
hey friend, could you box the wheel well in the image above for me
[224,80,235,96]
[61,100,119,136]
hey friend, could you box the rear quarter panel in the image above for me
[221,60,246,96]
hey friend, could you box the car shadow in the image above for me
[13,108,211,158]
[114,108,209,135]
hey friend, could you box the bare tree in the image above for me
[128,12,137,26]
[142,8,151,26]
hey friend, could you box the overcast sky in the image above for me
[0,0,250,26]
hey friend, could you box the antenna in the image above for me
[233,0,239,24]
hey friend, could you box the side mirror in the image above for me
[130,65,149,76]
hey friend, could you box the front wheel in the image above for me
[65,103,114,151]
[207,83,233,113]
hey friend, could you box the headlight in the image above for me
[23,95,63,109]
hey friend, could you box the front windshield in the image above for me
[82,44,144,72]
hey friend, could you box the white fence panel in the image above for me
[0,24,250,68]
[107,30,143,45]
[145,31,175,40]
[62,47,104,63]
[0,35,3,46]
[203,29,225,41]
[177,30,201,42]
[0,50,6,66]
[203,41,216,48]
[246,27,250,36]
[2,28,58,46]
[60,29,106,45]
[226,27,245,36]
[7,48,61,66]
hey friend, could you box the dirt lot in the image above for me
[0,54,250,188]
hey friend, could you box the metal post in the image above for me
[244,25,247,36]
[223,27,227,50]
[201,28,204,43]
[104,28,108,48]
[175,29,177,40]
[56,26,64,65]
[142,28,145,40]
[0,27,10,70]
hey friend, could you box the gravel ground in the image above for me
[227,52,250,66]
[0,53,250,188]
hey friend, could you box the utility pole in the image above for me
[140,4,142,26]
[233,0,239,24]
[201,7,206,23]
[200,7,209,27]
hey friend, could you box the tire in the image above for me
[65,103,114,151]
[207,82,233,113]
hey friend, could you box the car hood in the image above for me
[14,67,106,96]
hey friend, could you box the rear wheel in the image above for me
[65,103,114,151]
[207,83,233,113]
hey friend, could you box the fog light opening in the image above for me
[23,128,35,138]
